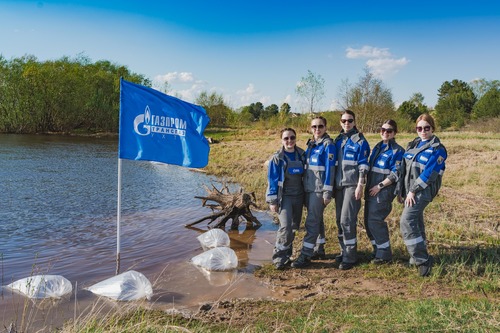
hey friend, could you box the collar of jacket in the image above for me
[308,133,332,147]
[408,135,441,149]
[277,146,304,158]
[337,128,361,143]
[375,138,397,151]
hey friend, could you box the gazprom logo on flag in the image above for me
[133,105,187,137]
[119,78,210,168]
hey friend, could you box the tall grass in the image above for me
[8,129,498,332]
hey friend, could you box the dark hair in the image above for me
[342,109,356,120]
[280,127,296,138]
[382,119,398,133]
[311,116,327,127]
[416,113,436,131]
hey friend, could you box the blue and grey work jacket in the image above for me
[366,138,404,199]
[396,135,447,201]
[303,134,336,199]
[266,146,306,207]
[334,129,370,188]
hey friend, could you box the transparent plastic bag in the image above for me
[6,275,72,299]
[191,247,238,271]
[195,266,238,286]
[86,270,153,301]
[197,229,231,249]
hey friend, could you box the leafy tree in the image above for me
[435,79,477,128]
[470,79,500,100]
[280,103,291,114]
[0,54,148,133]
[261,104,279,120]
[238,105,256,124]
[295,70,325,113]
[195,91,232,127]
[472,87,500,119]
[247,102,264,120]
[338,68,394,132]
[397,92,429,121]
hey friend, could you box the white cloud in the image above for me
[154,71,196,84]
[345,45,409,78]
[236,83,260,104]
[366,57,409,78]
[346,46,391,59]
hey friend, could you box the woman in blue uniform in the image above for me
[364,120,404,264]
[397,114,447,277]
[334,110,370,270]
[266,128,306,270]
[291,116,336,268]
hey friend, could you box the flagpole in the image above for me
[116,158,122,275]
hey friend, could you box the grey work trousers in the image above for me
[300,192,325,258]
[335,186,360,264]
[400,192,430,266]
[364,195,393,261]
[273,194,303,265]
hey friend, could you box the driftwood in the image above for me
[185,183,262,230]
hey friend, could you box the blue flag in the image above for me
[119,78,210,168]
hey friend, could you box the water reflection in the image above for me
[0,134,277,329]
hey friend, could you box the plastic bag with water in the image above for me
[191,247,238,271]
[197,228,231,249]
[6,275,73,299]
[86,270,153,301]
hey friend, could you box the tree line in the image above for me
[0,55,498,134]
[0,54,148,133]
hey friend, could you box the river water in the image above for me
[0,134,276,331]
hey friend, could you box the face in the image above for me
[281,130,296,151]
[416,120,433,141]
[340,114,355,132]
[380,124,396,142]
[310,119,326,140]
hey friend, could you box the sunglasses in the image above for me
[380,127,394,134]
[416,126,431,132]
[311,124,325,129]
[282,136,296,141]
[341,118,354,124]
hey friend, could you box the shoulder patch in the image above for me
[328,153,334,161]
[437,156,444,165]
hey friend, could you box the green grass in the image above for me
[57,129,500,332]
[62,296,499,333]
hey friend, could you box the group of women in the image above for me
[266,111,447,276]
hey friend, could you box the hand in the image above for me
[369,185,380,197]
[355,184,363,200]
[323,198,331,206]
[405,192,416,207]
[269,204,278,213]
[397,195,404,204]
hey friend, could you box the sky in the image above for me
[1,0,499,112]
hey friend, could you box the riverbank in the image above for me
[25,129,500,332]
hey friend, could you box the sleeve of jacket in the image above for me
[266,155,281,205]
[322,142,336,199]
[412,146,447,192]
[357,139,370,181]
[388,147,404,183]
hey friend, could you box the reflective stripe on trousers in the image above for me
[335,186,360,264]
[399,192,430,266]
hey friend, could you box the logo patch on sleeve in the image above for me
[328,153,334,161]
[437,156,444,165]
